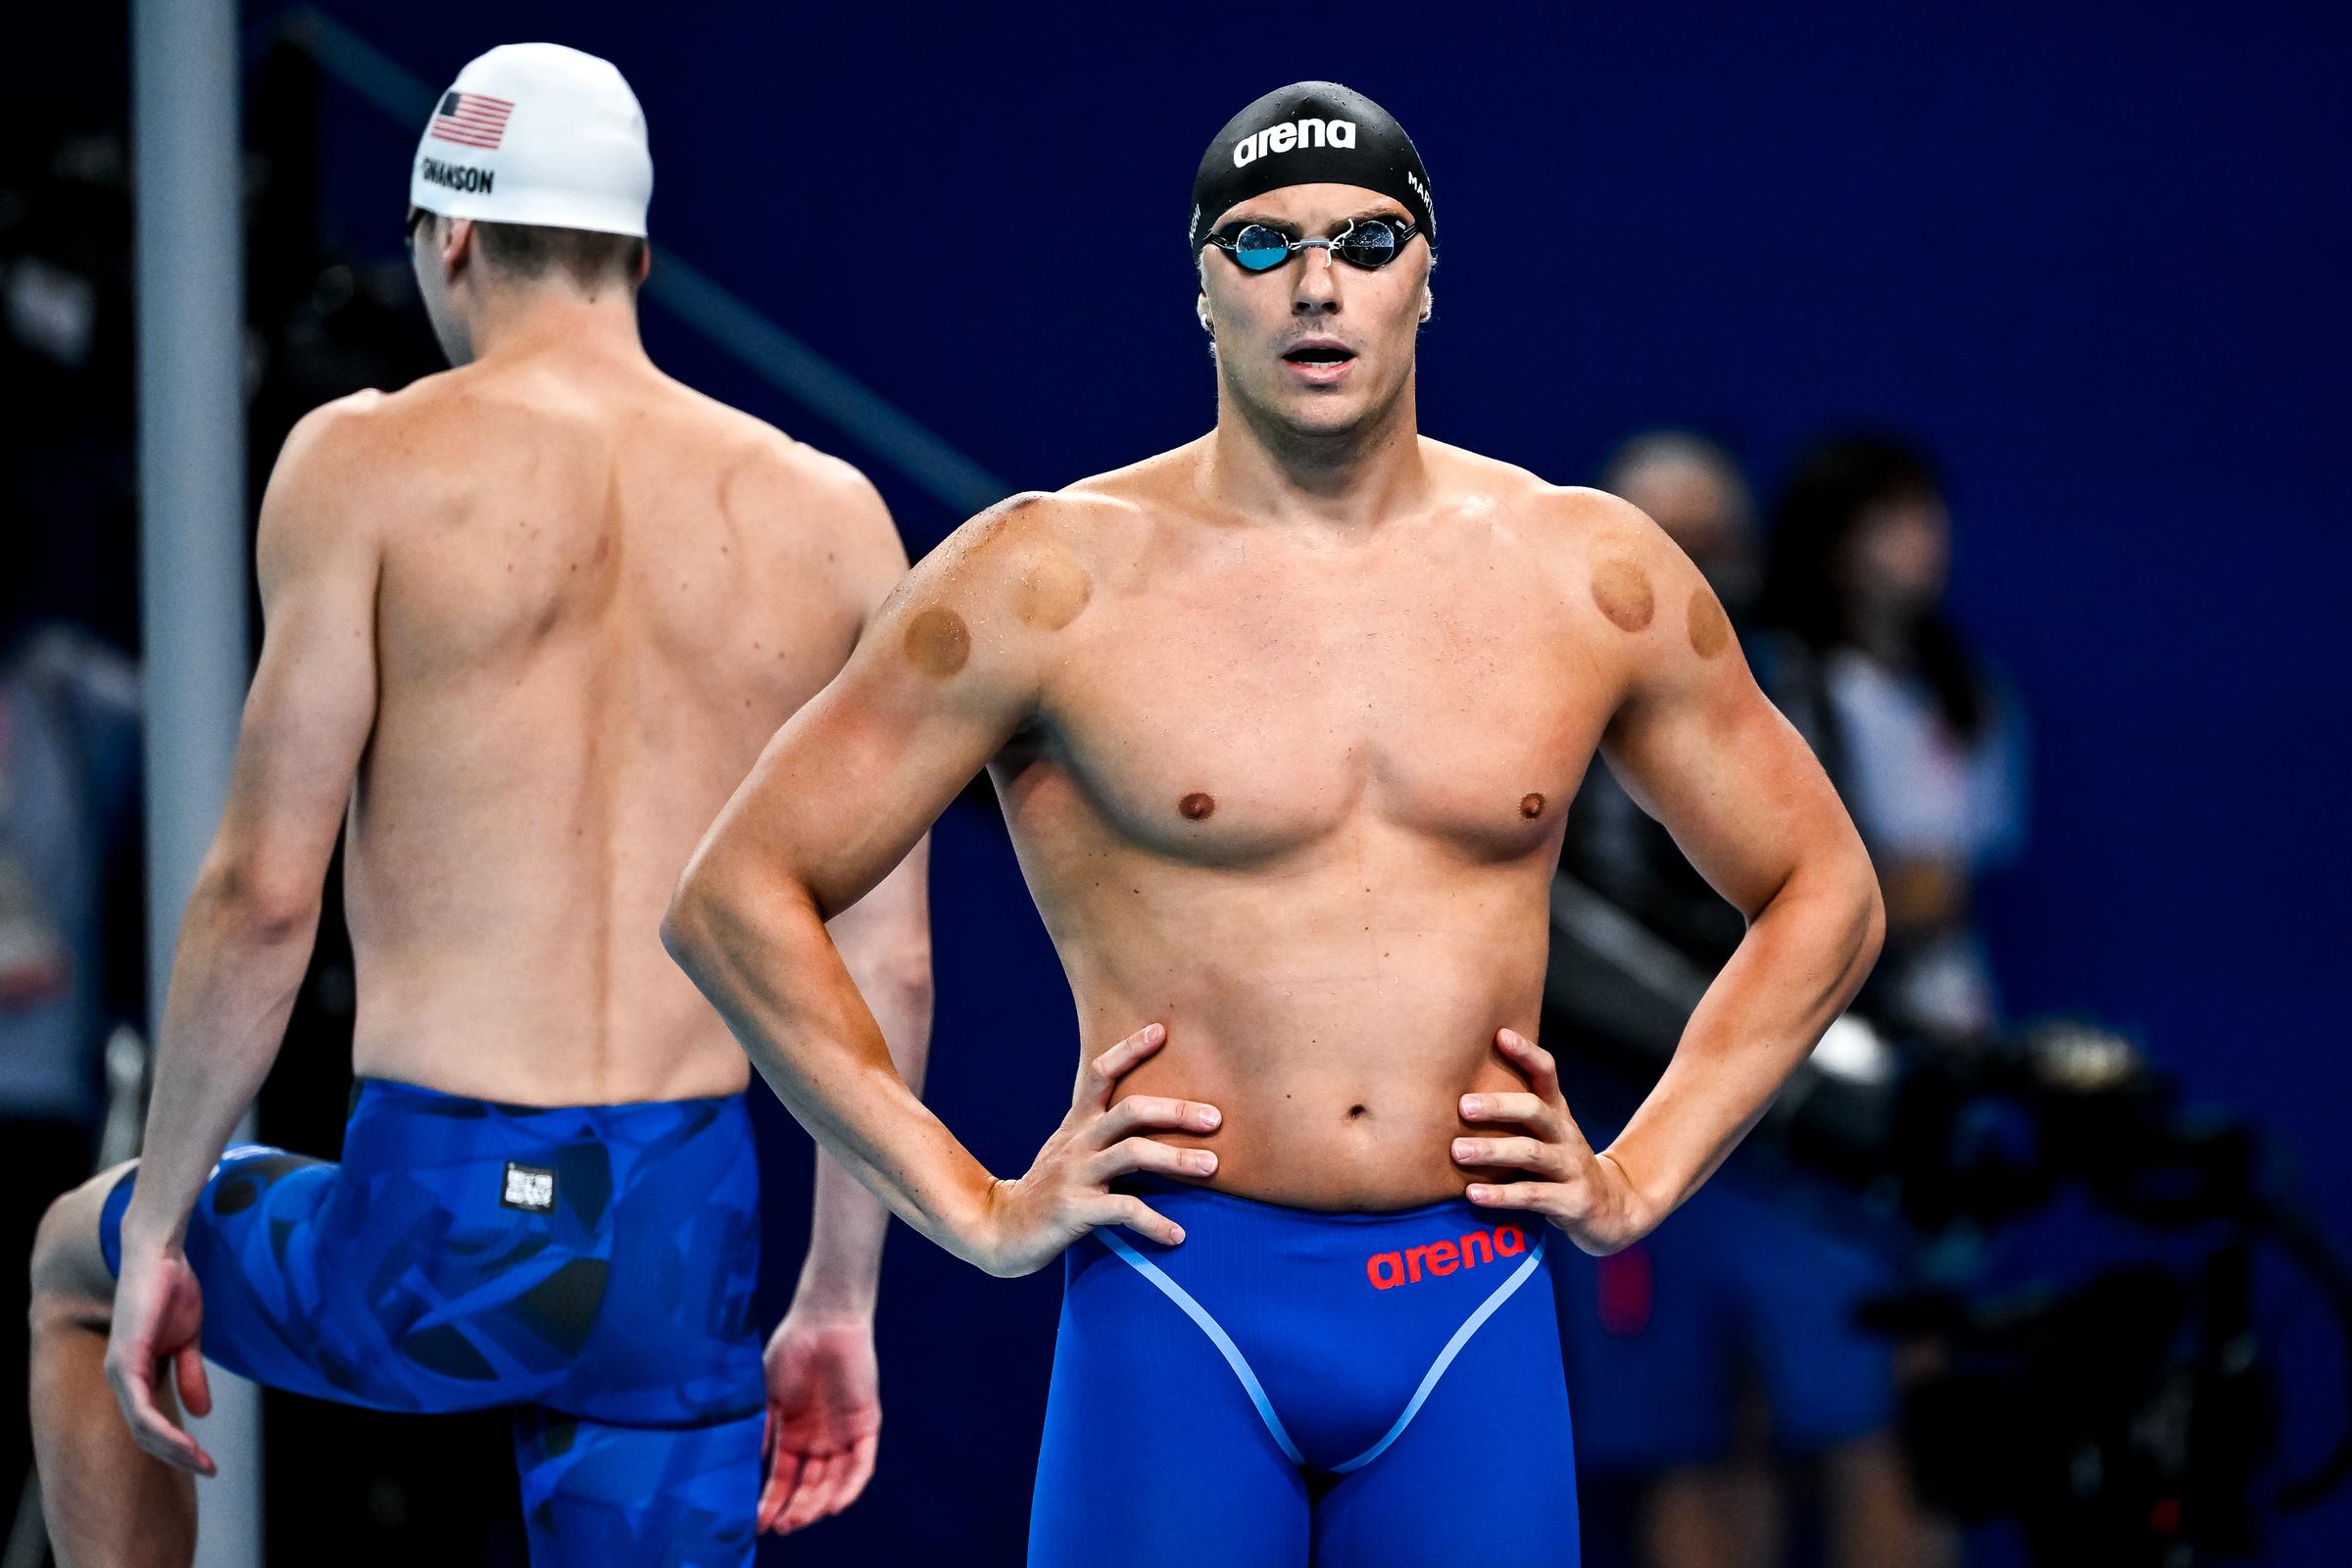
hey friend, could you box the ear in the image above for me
[1419,283,1433,324]
[441,216,475,278]
[635,241,652,286]
[1197,290,1214,339]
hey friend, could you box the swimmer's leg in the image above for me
[511,1405,760,1568]
[1309,1246,1581,1566]
[1027,1237,1308,1568]
[27,1161,197,1568]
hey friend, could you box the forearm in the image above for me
[666,871,991,1268]
[120,867,320,1249]
[1600,852,1883,1225]
[793,906,934,1316]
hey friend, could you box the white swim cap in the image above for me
[409,43,652,238]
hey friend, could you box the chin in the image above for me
[1262,387,1377,437]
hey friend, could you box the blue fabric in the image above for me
[101,1078,763,1565]
[1030,1179,1580,1567]
[1554,1175,1895,1470]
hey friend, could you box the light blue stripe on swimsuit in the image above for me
[1098,1229,1307,1465]
[1100,1225,1550,1474]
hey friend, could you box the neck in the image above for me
[1205,372,1428,528]
[466,279,647,367]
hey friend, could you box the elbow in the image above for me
[662,850,824,993]
[880,942,936,1034]
[661,861,726,987]
[193,856,319,948]
[1849,853,1888,979]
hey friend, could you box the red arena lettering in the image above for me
[1367,1250,1406,1290]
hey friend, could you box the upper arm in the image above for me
[206,397,384,896]
[684,492,1071,919]
[1581,499,1865,920]
[798,455,935,974]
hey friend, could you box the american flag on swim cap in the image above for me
[428,90,514,150]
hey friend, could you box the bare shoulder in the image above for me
[271,387,394,483]
[1545,487,1739,679]
[255,389,400,576]
[875,476,1156,672]
[1427,443,1732,666]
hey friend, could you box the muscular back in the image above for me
[310,349,898,1103]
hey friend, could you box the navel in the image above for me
[1590,556,1654,632]
[904,608,970,678]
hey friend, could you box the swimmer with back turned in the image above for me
[29,43,928,1566]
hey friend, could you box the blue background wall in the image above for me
[213,2,2352,1560]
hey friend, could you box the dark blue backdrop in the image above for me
[246,4,2352,1562]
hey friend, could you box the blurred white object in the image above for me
[1809,1011,1895,1086]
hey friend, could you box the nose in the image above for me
[1292,244,1339,315]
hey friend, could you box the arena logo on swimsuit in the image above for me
[1365,1223,1527,1290]
[1232,118,1357,167]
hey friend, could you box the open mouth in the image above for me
[1282,343,1357,366]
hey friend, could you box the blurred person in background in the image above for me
[1548,433,1946,1568]
[1759,435,2026,1043]
[0,561,143,1549]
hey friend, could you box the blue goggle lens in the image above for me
[1232,224,1293,270]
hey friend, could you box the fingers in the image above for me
[1075,1022,1167,1110]
[774,1451,842,1535]
[109,1358,215,1475]
[174,1343,212,1419]
[1097,1194,1184,1248]
[1096,1094,1221,1141]
[756,1413,794,1534]
[1464,1180,1555,1211]
[1495,1028,1563,1103]
[803,1434,877,1527]
[1451,1135,1554,1173]
[762,1429,880,1536]
[1089,1137,1217,1184]
[1457,1090,1550,1129]
[835,1432,880,1513]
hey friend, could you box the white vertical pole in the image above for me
[132,0,264,1563]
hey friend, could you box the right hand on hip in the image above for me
[970,1022,1221,1277]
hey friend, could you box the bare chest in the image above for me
[1025,547,1616,863]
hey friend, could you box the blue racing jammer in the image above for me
[100,1078,764,1567]
[1030,1177,1580,1566]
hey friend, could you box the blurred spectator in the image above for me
[0,600,142,1527]
[1549,432,1947,1568]
[1759,435,2027,1042]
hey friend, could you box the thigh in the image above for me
[1314,1258,1581,1567]
[101,1143,557,1413]
[96,1148,373,1404]
[1028,1245,1308,1568]
[512,1404,760,1568]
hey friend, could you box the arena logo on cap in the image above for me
[419,157,496,195]
[1232,117,1357,168]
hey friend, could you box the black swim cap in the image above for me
[1189,82,1435,256]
